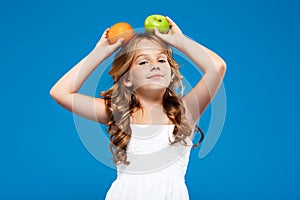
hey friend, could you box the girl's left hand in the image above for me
[94,28,124,57]
[153,16,184,48]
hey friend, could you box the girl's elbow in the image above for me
[49,87,58,98]
[49,87,63,100]
[217,60,227,77]
[50,88,54,97]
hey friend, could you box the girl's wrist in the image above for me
[171,33,187,50]
[175,34,197,52]
[91,47,111,60]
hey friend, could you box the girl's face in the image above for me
[126,39,172,93]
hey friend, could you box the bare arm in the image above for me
[154,17,226,127]
[177,34,226,124]
[50,29,124,124]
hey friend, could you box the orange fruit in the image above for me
[107,22,134,45]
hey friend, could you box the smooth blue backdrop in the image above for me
[0,0,299,199]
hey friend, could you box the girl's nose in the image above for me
[150,65,160,71]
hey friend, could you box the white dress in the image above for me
[105,124,193,200]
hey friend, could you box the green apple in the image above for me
[144,14,169,34]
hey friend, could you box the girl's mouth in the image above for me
[147,74,164,79]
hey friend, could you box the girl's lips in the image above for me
[147,74,164,79]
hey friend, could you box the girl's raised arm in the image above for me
[154,17,227,126]
[50,29,124,124]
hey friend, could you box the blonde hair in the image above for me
[101,32,204,165]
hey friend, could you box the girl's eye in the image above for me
[139,61,148,65]
[158,60,166,63]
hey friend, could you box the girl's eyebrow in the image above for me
[134,51,166,60]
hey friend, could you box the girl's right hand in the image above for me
[153,16,183,49]
[94,28,124,57]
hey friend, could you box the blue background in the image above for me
[1,0,299,199]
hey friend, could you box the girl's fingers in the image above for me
[165,16,182,34]
[165,16,172,24]
[153,28,163,38]
[116,38,124,45]
[110,38,124,49]
[165,16,176,27]
[102,28,110,39]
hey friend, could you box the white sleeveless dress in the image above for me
[105,124,193,200]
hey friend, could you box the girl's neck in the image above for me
[131,89,171,124]
[134,88,165,108]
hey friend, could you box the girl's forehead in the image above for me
[133,39,166,56]
[135,39,163,50]
[134,48,166,57]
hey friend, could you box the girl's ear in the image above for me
[170,69,175,80]
[171,73,175,80]
[123,75,132,87]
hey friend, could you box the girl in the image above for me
[50,16,226,200]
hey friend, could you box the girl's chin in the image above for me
[134,83,169,92]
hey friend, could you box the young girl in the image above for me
[50,16,226,200]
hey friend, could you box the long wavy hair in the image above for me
[101,32,204,165]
